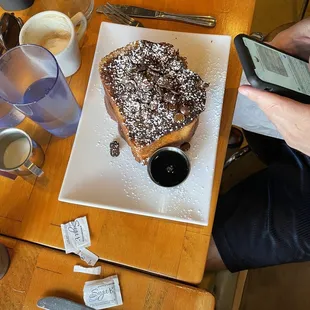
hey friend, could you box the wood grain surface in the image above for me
[0,235,215,309]
[0,0,255,284]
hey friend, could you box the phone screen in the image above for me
[243,37,310,96]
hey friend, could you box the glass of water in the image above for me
[0,45,81,138]
[0,101,25,128]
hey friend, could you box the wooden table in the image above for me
[0,0,255,284]
[0,235,215,309]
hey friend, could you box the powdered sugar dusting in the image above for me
[99,40,207,146]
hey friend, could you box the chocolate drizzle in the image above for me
[100,40,208,146]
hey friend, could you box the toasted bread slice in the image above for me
[99,40,207,163]
[104,93,199,162]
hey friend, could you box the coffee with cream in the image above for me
[19,11,87,77]
[38,30,71,55]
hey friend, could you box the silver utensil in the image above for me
[101,3,144,27]
[37,297,93,310]
[97,4,216,28]
[115,5,216,22]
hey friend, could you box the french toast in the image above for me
[99,40,208,163]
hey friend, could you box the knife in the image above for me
[37,297,93,310]
[97,5,216,28]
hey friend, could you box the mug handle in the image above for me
[24,159,44,177]
[71,12,87,42]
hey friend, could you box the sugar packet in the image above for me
[83,275,123,309]
[77,248,99,266]
[61,216,91,254]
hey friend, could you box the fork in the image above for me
[103,3,144,27]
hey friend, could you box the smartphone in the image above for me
[234,34,310,104]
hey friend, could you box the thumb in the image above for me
[238,85,295,116]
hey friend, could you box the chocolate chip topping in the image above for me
[110,141,120,157]
[180,104,190,116]
[180,142,191,152]
[174,113,185,123]
[100,40,208,146]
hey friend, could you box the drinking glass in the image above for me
[0,101,24,128]
[41,0,94,20]
[0,45,81,138]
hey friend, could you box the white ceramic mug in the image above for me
[19,11,87,77]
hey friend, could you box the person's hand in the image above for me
[239,85,310,156]
[268,17,310,60]
[238,18,310,156]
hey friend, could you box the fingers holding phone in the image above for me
[239,85,310,156]
[235,33,310,156]
[235,34,310,104]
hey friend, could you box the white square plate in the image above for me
[59,22,231,226]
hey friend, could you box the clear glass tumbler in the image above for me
[0,45,81,138]
[0,101,25,128]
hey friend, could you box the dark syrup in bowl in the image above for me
[148,148,190,187]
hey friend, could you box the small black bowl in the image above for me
[147,147,190,187]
